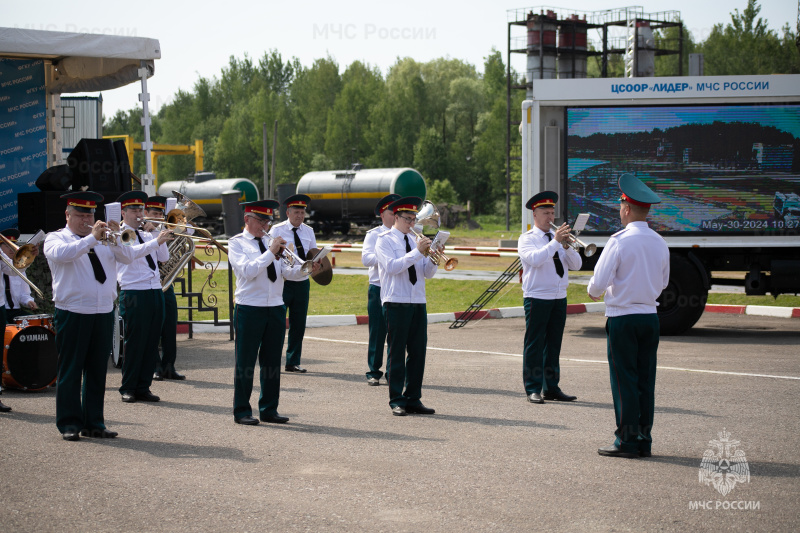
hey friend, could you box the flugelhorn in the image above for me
[85,224,136,246]
[0,236,44,299]
[549,222,596,257]
[408,200,458,271]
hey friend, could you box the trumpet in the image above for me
[0,234,44,299]
[408,200,459,271]
[549,222,597,257]
[85,224,136,247]
[260,231,314,275]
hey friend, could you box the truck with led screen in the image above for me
[521,75,800,334]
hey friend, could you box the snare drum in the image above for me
[3,324,58,391]
[14,313,54,331]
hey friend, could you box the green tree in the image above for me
[427,178,459,204]
[699,0,800,74]
[324,61,384,168]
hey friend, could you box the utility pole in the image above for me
[270,120,278,199]
[262,123,268,200]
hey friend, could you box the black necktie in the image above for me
[546,233,565,278]
[136,230,157,271]
[4,274,12,309]
[405,235,417,285]
[292,227,306,260]
[256,236,277,282]
[87,249,107,284]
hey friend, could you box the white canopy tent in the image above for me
[0,27,161,193]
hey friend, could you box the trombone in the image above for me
[408,200,459,271]
[84,224,136,247]
[139,218,228,255]
[549,222,597,257]
[0,234,45,299]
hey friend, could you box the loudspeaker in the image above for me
[67,138,122,191]
[18,190,121,233]
[35,164,73,191]
[112,140,133,192]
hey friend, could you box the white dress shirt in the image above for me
[587,221,670,317]
[0,250,16,308]
[518,226,583,299]
[376,227,438,305]
[228,228,305,307]
[44,227,162,314]
[362,224,392,287]
[3,271,34,309]
[268,220,317,282]
[116,223,169,290]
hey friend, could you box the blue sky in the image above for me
[5,0,798,118]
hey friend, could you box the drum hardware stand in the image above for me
[449,258,521,329]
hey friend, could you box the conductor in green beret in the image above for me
[588,174,670,458]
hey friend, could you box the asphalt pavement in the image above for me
[1,312,798,532]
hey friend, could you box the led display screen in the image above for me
[566,104,800,234]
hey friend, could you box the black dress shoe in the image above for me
[527,392,544,404]
[164,370,186,380]
[234,416,260,426]
[80,428,118,438]
[406,404,435,415]
[543,390,577,402]
[260,414,289,424]
[392,406,407,416]
[121,392,137,403]
[152,371,164,381]
[367,377,380,386]
[640,450,652,458]
[134,391,160,402]
[597,444,639,458]
[284,365,307,373]
[0,400,11,412]
[62,431,80,441]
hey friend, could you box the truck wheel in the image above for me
[657,255,707,336]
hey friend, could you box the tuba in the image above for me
[158,192,209,290]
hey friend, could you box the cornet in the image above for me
[408,200,459,271]
[260,230,294,269]
[549,222,596,257]
[85,224,136,247]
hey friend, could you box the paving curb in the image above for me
[177,302,799,333]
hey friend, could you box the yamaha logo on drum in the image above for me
[20,334,50,342]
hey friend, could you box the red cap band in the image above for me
[393,204,419,214]
[620,193,650,207]
[68,199,97,209]
[245,206,274,217]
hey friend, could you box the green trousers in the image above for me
[119,289,165,394]
[522,297,566,395]
[366,284,387,379]
[156,286,179,373]
[233,304,286,419]
[384,302,427,409]
[282,279,310,366]
[606,314,660,454]
[54,308,114,433]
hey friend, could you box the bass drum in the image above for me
[3,324,58,391]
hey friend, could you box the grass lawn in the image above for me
[174,264,800,322]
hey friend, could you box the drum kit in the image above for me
[3,314,57,391]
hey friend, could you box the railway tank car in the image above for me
[296,167,427,233]
[157,172,259,233]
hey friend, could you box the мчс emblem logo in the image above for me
[699,428,750,497]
